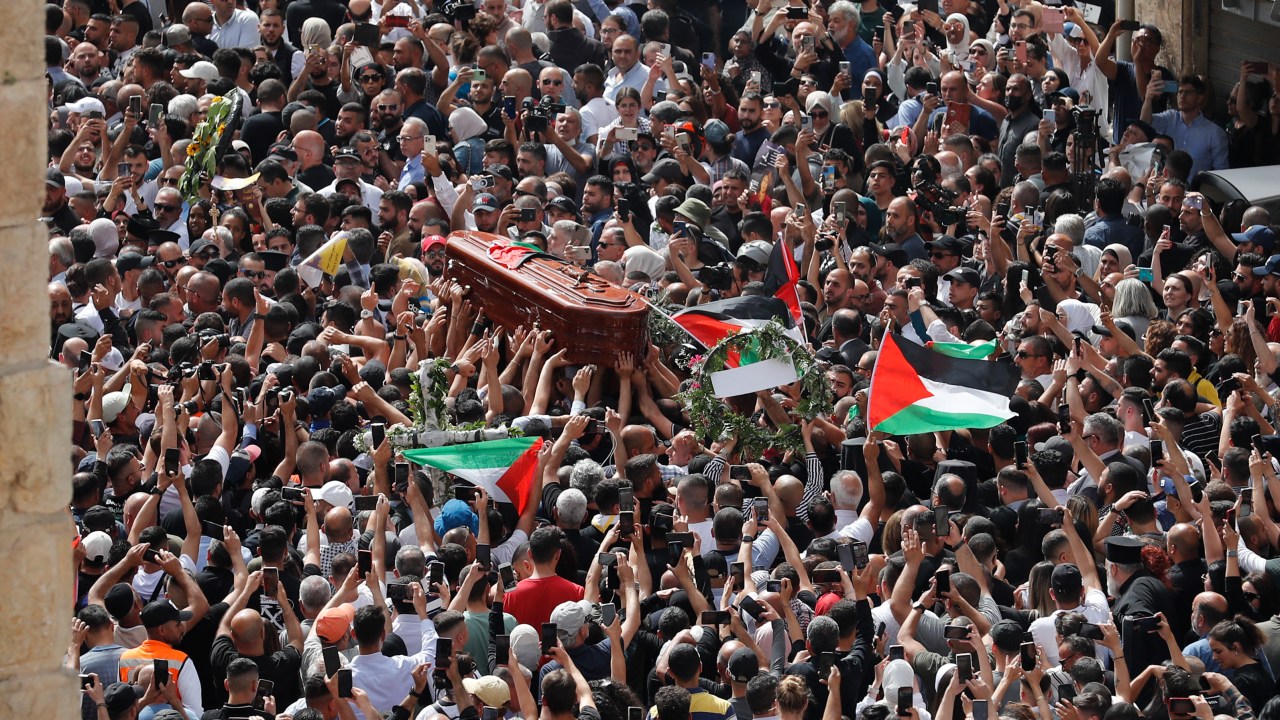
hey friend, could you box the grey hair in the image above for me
[168,93,198,119]
[1083,412,1123,446]
[556,488,589,526]
[806,615,840,653]
[827,1,860,23]
[1110,278,1158,320]
[569,459,605,498]
[395,545,427,577]
[1053,214,1085,245]
[299,575,333,612]
[49,237,74,266]
[830,470,862,508]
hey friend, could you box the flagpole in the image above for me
[642,295,708,349]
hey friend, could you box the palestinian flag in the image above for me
[762,238,803,323]
[869,334,1018,434]
[403,437,544,513]
[672,295,797,350]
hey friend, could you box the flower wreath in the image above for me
[677,321,831,458]
[178,95,236,204]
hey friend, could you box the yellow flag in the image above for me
[298,234,348,288]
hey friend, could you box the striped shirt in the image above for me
[648,687,735,720]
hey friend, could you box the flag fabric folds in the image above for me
[403,437,544,514]
[868,334,1018,434]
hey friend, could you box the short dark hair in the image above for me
[528,526,564,564]
[655,686,691,720]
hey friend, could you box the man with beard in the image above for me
[732,93,768,165]
[259,8,299,85]
[1104,535,1173,676]
[544,108,596,184]
[372,91,406,173]
[420,235,448,278]
[44,168,81,235]
[69,41,107,86]
[996,75,1041,186]
[291,45,341,120]
[335,103,369,148]
[883,197,926,262]
[379,191,416,259]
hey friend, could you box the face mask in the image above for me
[1005,94,1026,111]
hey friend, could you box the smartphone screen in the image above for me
[897,686,912,714]
[476,543,491,569]
[1020,642,1036,671]
[838,543,855,572]
[957,653,972,681]
[437,637,453,668]
[730,561,745,587]
[371,423,385,448]
[429,561,444,586]
[358,549,373,578]
[164,447,180,475]
[262,567,279,597]
[973,700,989,720]
[323,645,341,676]
[337,668,352,698]
[393,462,409,492]
[618,510,634,540]
[754,497,769,523]
[541,623,557,654]
[934,506,948,536]
[935,568,950,594]
[889,644,904,661]
[495,634,510,662]
[852,541,869,568]
[153,658,168,686]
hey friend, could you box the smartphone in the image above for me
[944,624,970,639]
[153,658,168,686]
[1078,622,1104,641]
[818,650,836,674]
[261,567,279,598]
[436,637,453,669]
[351,494,379,513]
[1142,398,1155,424]
[926,81,939,96]
[629,708,644,720]
[323,644,341,676]
[838,543,856,572]
[1168,699,1195,715]
[852,541,869,569]
[129,95,142,119]
[144,548,161,564]
[477,543,491,569]
[957,653,973,681]
[1058,402,1072,434]
[541,622,557,654]
[1163,80,1179,94]
[1241,487,1254,518]
[619,486,634,511]
[935,568,951,594]
[253,679,274,710]
[394,462,409,493]
[897,686,912,715]
[337,668,352,698]
[730,561,745,587]
[738,595,764,621]
[701,610,731,625]
[387,583,410,602]
[358,549,373,578]
[1185,195,1204,211]
[201,520,224,539]
[369,422,385,449]
[934,506,948,536]
[1151,439,1164,465]
[117,161,130,178]
[1015,440,1027,469]
[972,700,989,720]
[1015,41,1027,64]
[600,602,617,626]
[149,103,163,127]
[701,52,716,70]
[618,510,634,540]
[1120,19,1142,31]
[750,70,762,85]
[889,644,905,661]
[1020,642,1036,671]
[482,708,500,720]
[1226,507,1237,526]
[490,634,510,665]
[786,5,808,18]
[766,579,783,593]
[499,563,515,588]
[503,95,517,119]
[429,561,445,587]
[90,419,105,439]
[754,497,769,523]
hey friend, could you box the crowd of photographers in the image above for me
[44,3,1280,720]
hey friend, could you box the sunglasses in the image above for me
[154,203,179,212]
[359,74,382,82]
[241,269,266,279]
[159,258,186,268]
[157,177,180,186]
[542,78,563,85]
[1015,351,1042,358]
[810,110,828,118]
[377,104,400,111]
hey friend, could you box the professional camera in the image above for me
[699,263,734,291]
[442,0,476,22]
[1072,105,1099,143]
[915,180,965,227]
[524,95,566,134]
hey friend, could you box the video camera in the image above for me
[523,95,567,134]
[699,263,734,291]
[912,161,966,227]
[442,0,477,22]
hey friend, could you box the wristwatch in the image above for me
[743,534,755,543]
[361,309,375,320]
[1226,550,1238,557]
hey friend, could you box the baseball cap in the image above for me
[163,24,193,47]
[65,97,107,117]
[873,243,909,269]
[101,384,133,423]
[727,646,760,682]
[1047,87,1080,104]
[549,600,591,640]
[422,235,447,253]
[473,193,500,212]
[704,119,731,145]
[104,683,139,714]
[1051,563,1083,596]
[188,239,218,259]
[335,146,360,161]
[140,600,193,628]
[546,196,578,215]
[1062,22,1085,40]
[735,240,771,267]
[1033,435,1074,465]
[1092,319,1136,340]
[485,164,514,182]
[1251,254,1280,277]
[179,61,220,81]
[315,603,355,643]
[944,267,981,286]
[642,157,685,185]
[81,531,113,566]
[1233,225,1276,252]
[434,498,479,537]
[46,166,66,188]
[316,480,355,510]
[926,235,967,255]
[83,505,116,532]
[116,252,156,273]
[306,385,347,415]
[462,676,512,706]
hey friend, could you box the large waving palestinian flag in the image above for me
[672,295,798,349]
[868,334,1019,434]
[403,437,544,513]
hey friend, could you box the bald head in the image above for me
[229,608,265,649]
[323,506,354,541]
[775,475,804,513]
[1167,523,1201,561]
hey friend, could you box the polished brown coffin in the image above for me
[444,231,649,366]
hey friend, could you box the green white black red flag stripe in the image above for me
[868,334,1019,434]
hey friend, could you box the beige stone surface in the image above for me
[0,2,78,720]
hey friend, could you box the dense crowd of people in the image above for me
[46,3,1280,720]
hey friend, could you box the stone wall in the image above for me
[0,1,77,719]
[1136,0,1209,75]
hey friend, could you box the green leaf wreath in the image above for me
[178,95,235,204]
[676,321,831,458]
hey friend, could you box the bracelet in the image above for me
[394,334,407,341]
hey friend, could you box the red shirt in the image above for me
[503,575,585,628]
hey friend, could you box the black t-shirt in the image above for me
[210,635,304,709]
[239,111,285,166]
[297,165,336,192]
[179,602,231,705]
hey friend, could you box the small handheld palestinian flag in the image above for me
[868,334,1018,434]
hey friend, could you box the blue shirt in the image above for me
[1082,215,1146,261]
[927,104,999,141]
[1151,110,1229,181]
[839,38,878,100]
[398,155,424,190]
[890,96,925,129]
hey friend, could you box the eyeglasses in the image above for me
[1015,351,1042,358]
[1010,22,1032,30]
[1081,434,1098,441]
[158,177,180,186]
[397,134,422,142]
[241,269,266,279]
[1234,272,1248,281]
[541,78,563,85]
[426,249,446,258]
[159,258,186,268]
[1243,591,1261,601]
[154,203,179,212]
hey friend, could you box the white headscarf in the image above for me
[89,218,119,258]
[1056,298,1100,336]
[945,13,972,59]
[449,106,488,142]
[622,245,666,281]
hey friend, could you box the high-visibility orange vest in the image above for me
[118,640,189,695]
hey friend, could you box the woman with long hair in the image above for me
[1160,272,1200,320]
[597,87,650,158]
[1209,617,1277,710]
[1110,278,1158,341]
